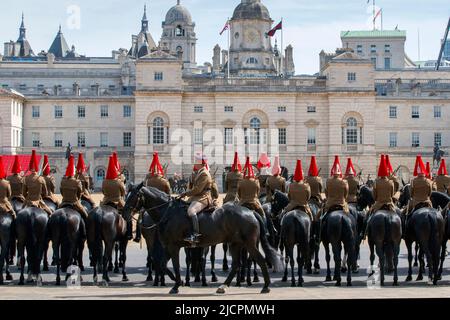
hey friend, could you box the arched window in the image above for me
[175,26,184,36]
[148,115,169,145]
[152,117,165,145]
[246,57,258,64]
[346,117,358,145]
[249,117,261,145]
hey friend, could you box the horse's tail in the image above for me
[293,213,309,247]
[428,212,439,254]
[254,213,284,272]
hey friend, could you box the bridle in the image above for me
[127,191,174,230]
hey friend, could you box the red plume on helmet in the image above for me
[0,157,6,180]
[76,153,87,174]
[308,156,319,177]
[414,155,426,177]
[150,152,164,176]
[438,159,448,176]
[293,160,304,182]
[385,155,394,176]
[330,156,342,177]
[378,155,389,178]
[106,156,119,180]
[243,157,255,179]
[112,152,120,172]
[28,150,39,172]
[426,162,432,179]
[231,152,242,172]
[256,153,271,170]
[11,155,22,174]
[345,158,356,176]
[42,155,51,176]
[65,155,75,177]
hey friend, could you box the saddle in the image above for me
[200,204,217,215]
[327,205,345,214]
[412,202,432,213]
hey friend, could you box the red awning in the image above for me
[1,155,42,176]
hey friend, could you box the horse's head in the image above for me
[137,186,172,221]
[398,183,411,209]
[122,182,144,222]
[271,190,289,216]
[357,185,374,211]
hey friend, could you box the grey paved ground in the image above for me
[2,240,450,300]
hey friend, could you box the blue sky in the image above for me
[1,0,449,74]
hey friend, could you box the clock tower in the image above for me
[229,0,276,76]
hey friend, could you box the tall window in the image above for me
[152,117,165,145]
[78,106,86,118]
[123,105,132,118]
[32,132,40,147]
[77,132,86,147]
[224,128,233,145]
[278,128,287,145]
[412,132,420,147]
[434,106,442,119]
[389,132,397,148]
[347,73,356,81]
[194,128,203,145]
[389,106,397,118]
[371,45,377,53]
[385,44,391,53]
[435,132,442,147]
[54,106,63,118]
[100,105,109,118]
[96,168,105,183]
[371,57,377,66]
[357,45,363,55]
[100,132,108,147]
[123,132,132,147]
[345,118,358,145]
[32,106,40,118]
[411,106,420,119]
[54,132,63,147]
[154,72,163,81]
[175,25,184,36]
[307,128,316,145]
[384,57,391,69]
[249,117,261,145]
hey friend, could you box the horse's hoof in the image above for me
[253,276,260,283]
[341,267,347,273]
[43,266,49,272]
[307,269,312,275]
[352,267,360,274]
[108,266,113,272]
[405,275,412,282]
[222,265,229,272]
[281,276,287,282]
[393,281,399,287]
[19,281,24,286]
[169,288,179,295]
[335,282,341,287]
[185,282,191,287]
[51,260,56,266]
[202,282,208,287]
[413,262,418,267]
[122,276,129,282]
[314,268,320,275]
[260,287,270,294]
[416,275,423,281]
[79,266,85,272]
[146,276,153,282]
[211,276,218,283]
[347,282,352,287]
[298,282,304,287]
[6,275,12,281]
[56,280,61,286]
[291,282,296,287]
[153,282,158,287]
[8,259,14,266]
[325,276,332,282]
[216,286,226,294]
[114,268,120,274]
[247,282,252,287]
[119,262,123,268]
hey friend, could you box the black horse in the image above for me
[122,186,284,295]
[15,207,49,285]
[0,210,13,284]
[280,210,311,287]
[87,205,128,283]
[367,210,402,286]
[47,207,86,285]
[321,209,357,286]
[8,198,24,265]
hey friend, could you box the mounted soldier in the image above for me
[385,155,400,202]
[112,152,126,184]
[283,160,313,220]
[101,155,129,239]
[321,156,349,219]
[59,155,88,224]
[41,155,60,206]
[179,156,213,245]
[367,155,395,221]
[406,155,433,217]
[256,153,271,198]
[223,152,243,204]
[344,158,359,205]
[23,150,52,216]
[266,156,286,203]
[0,157,14,219]
[75,153,96,208]
[305,156,325,208]
[434,159,450,194]
[7,155,25,203]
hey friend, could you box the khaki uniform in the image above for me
[60,177,88,218]
[266,175,286,202]
[145,174,171,195]
[238,178,265,217]
[345,176,359,203]
[370,177,395,214]
[101,179,126,210]
[211,180,220,206]
[186,168,213,207]
[305,176,325,203]
[223,171,243,203]
[324,177,349,214]
[43,175,60,205]
[390,175,401,201]
[407,176,433,214]
[23,172,52,215]
[434,175,450,194]
[7,174,25,202]
[0,179,14,215]
[284,181,313,220]
[76,173,96,207]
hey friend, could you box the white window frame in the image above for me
[32,106,40,118]
[307,105,316,113]
[54,132,63,148]
[389,132,397,148]
[78,105,86,118]
[389,106,397,119]
[412,132,420,147]
[100,132,108,147]
[307,127,316,145]
[434,106,442,119]
[411,106,420,119]
[194,106,204,113]
[32,132,40,148]
[123,105,132,118]
[123,132,132,147]
[77,132,86,148]
[347,72,356,82]
[100,105,109,118]
[278,128,287,145]
[154,72,163,81]
[54,106,63,119]
[434,132,442,147]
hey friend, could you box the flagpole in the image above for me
[227,18,231,80]
[373,0,376,30]
[381,8,383,30]
[281,17,283,77]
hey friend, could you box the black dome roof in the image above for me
[232,1,271,21]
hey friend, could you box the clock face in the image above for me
[245,29,258,44]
